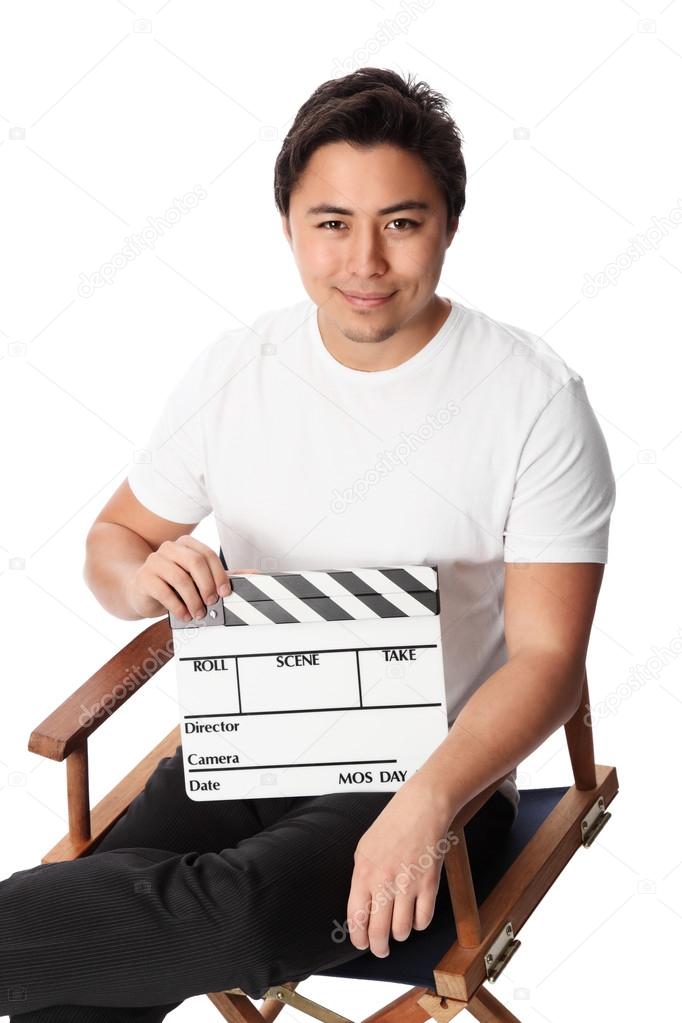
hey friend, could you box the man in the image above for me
[0,67,615,1021]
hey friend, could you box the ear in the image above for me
[445,215,459,247]
[281,214,292,247]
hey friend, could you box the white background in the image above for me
[1,1,679,1020]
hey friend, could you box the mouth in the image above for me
[338,289,396,309]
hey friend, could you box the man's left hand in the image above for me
[345,777,456,957]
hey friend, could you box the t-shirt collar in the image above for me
[307,296,461,383]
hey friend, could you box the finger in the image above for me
[413,885,438,932]
[154,552,210,620]
[174,537,231,601]
[366,889,394,958]
[187,540,233,595]
[346,880,372,951]
[143,574,195,622]
[391,893,416,942]
[163,541,221,612]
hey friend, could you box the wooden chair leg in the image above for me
[361,986,433,1023]
[466,986,524,1023]
[207,988,267,1022]
[207,981,300,1022]
[417,989,469,1021]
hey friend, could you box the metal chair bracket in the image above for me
[484,920,521,982]
[223,984,355,1023]
[581,795,611,847]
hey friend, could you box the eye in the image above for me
[388,218,419,230]
[317,220,347,231]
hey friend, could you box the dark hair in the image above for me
[274,67,466,226]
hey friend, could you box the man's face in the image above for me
[281,141,458,345]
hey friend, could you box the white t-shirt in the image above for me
[128,297,616,817]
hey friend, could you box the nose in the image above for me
[344,223,389,278]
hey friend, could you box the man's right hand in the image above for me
[126,535,233,621]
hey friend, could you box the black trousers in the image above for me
[1,743,515,1021]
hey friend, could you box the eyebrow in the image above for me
[305,200,431,217]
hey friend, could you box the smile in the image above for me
[338,289,396,308]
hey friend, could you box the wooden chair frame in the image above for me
[28,617,618,1023]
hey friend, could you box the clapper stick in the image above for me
[168,564,449,800]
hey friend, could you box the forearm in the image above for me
[415,649,584,819]
[83,521,162,621]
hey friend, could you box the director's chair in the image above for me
[28,592,618,1023]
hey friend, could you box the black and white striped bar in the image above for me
[168,564,439,629]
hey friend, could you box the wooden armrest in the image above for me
[28,618,173,762]
[442,775,510,950]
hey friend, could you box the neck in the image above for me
[317,294,452,373]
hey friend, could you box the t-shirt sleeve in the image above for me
[127,354,213,525]
[503,375,616,563]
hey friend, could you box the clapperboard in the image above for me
[168,564,449,801]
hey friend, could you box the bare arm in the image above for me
[84,520,160,620]
[83,480,230,621]
[415,560,605,817]
[345,560,606,956]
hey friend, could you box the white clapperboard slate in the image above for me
[167,564,449,800]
